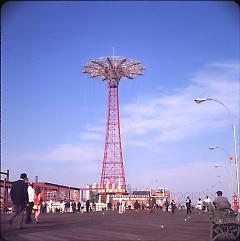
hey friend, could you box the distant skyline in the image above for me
[2,1,239,198]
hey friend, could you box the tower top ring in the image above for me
[82,56,144,86]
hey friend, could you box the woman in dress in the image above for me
[33,186,43,223]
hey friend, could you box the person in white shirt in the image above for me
[119,199,123,214]
[61,201,65,213]
[196,198,203,210]
[203,195,211,212]
[121,200,126,213]
[204,196,211,203]
[25,182,35,224]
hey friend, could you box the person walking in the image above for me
[65,201,70,212]
[9,173,28,229]
[203,195,211,212]
[186,196,192,214]
[41,201,47,213]
[119,199,123,214]
[165,199,169,212]
[77,201,81,212]
[170,200,176,214]
[196,198,203,210]
[71,201,76,213]
[149,198,154,213]
[33,186,43,223]
[121,200,126,213]
[81,201,85,213]
[25,181,34,224]
[107,201,112,210]
[86,200,90,212]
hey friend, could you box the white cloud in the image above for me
[78,124,105,141]
[79,132,104,142]
[16,142,103,164]
[46,143,102,161]
[120,61,239,147]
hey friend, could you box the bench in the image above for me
[208,205,240,241]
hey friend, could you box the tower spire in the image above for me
[82,55,144,193]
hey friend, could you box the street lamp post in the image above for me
[210,146,234,201]
[213,164,231,200]
[209,146,232,160]
[194,98,239,209]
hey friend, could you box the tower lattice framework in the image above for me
[82,55,144,193]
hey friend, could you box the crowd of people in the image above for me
[8,173,237,229]
[111,198,177,215]
[8,173,103,229]
[185,191,236,215]
[57,199,96,213]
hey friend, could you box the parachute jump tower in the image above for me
[82,54,144,194]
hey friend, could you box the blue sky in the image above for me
[2,1,239,200]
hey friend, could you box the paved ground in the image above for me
[1,209,210,241]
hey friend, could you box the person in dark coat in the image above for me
[9,173,28,229]
[86,200,90,212]
[149,198,154,213]
[133,200,140,210]
[71,201,76,213]
[107,201,112,210]
[165,199,169,212]
[186,196,192,214]
[170,200,176,214]
[77,202,81,212]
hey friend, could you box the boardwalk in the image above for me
[1,209,210,241]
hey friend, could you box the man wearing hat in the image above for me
[9,173,28,229]
[213,191,231,210]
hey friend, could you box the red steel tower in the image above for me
[82,55,144,193]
